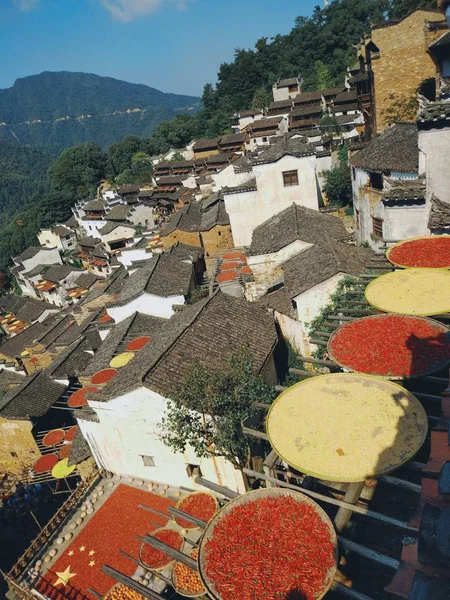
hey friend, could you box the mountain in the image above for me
[0,72,201,151]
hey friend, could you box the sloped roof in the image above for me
[53,309,102,348]
[88,292,277,402]
[83,312,165,376]
[105,205,132,221]
[350,123,418,173]
[84,199,105,212]
[0,322,48,359]
[0,296,56,323]
[251,117,283,132]
[382,178,426,203]
[65,215,78,228]
[75,273,99,290]
[52,225,73,237]
[417,102,450,126]
[160,198,229,236]
[68,428,92,466]
[277,77,299,87]
[41,265,81,284]
[193,138,219,150]
[79,236,101,248]
[17,246,55,263]
[100,221,135,236]
[334,90,358,104]
[0,372,66,420]
[47,336,94,379]
[268,100,294,111]
[293,87,345,105]
[157,175,188,185]
[254,137,315,165]
[248,204,348,256]
[428,195,450,229]
[220,133,246,144]
[0,369,26,394]
[222,178,257,195]
[106,253,194,307]
[291,104,323,117]
[283,239,371,299]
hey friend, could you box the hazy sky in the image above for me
[1,0,319,97]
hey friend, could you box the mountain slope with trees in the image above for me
[0,72,200,151]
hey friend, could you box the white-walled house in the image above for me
[76,292,279,492]
[106,252,196,323]
[230,109,264,133]
[418,102,450,205]
[246,204,348,300]
[272,76,302,101]
[99,222,136,253]
[350,123,427,252]
[38,225,77,253]
[259,240,371,356]
[12,246,62,298]
[222,138,323,247]
[245,117,288,152]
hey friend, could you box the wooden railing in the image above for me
[7,469,99,584]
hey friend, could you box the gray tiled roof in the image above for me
[258,287,296,318]
[106,253,194,307]
[428,195,450,229]
[350,123,418,173]
[0,296,56,323]
[382,178,426,203]
[253,137,315,165]
[268,100,294,111]
[334,90,358,104]
[330,103,359,114]
[0,372,66,420]
[0,369,26,394]
[220,133,246,144]
[283,239,371,299]
[248,204,348,256]
[193,138,219,150]
[105,205,132,221]
[160,198,229,236]
[157,175,188,185]
[47,336,94,379]
[68,428,92,466]
[53,309,102,348]
[83,199,105,212]
[79,236,101,248]
[222,178,257,195]
[17,246,55,263]
[291,104,323,117]
[83,312,165,376]
[35,315,75,349]
[41,265,82,284]
[417,102,450,126]
[52,225,73,237]
[100,221,135,236]
[88,291,277,403]
[0,322,48,359]
[75,273,99,290]
[251,117,283,131]
[23,263,52,278]
[277,77,299,87]
[293,87,345,104]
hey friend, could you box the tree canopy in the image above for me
[160,348,276,471]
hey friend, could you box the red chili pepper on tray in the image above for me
[203,496,335,600]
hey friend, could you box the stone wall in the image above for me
[371,10,445,132]
[0,418,40,475]
[200,225,234,259]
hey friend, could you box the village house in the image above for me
[258,239,371,355]
[105,203,155,229]
[245,204,349,300]
[357,8,447,133]
[76,292,279,491]
[99,221,136,253]
[218,132,247,154]
[12,246,63,298]
[289,104,323,131]
[418,102,450,205]
[230,109,264,133]
[272,76,302,101]
[267,99,294,118]
[245,117,288,151]
[350,122,426,251]
[31,264,87,308]
[293,87,346,110]
[105,250,198,323]
[221,137,323,247]
[160,193,234,263]
[192,138,220,159]
[38,225,77,253]
[330,89,360,116]
[0,296,59,336]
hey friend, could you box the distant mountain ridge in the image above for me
[0,72,201,151]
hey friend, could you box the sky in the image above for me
[0,0,319,97]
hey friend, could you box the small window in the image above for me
[355,208,360,230]
[218,231,222,236]
[262,137,268,142]
[352,167,356,179]
[372,217,383,239]
[141,455,156,467]
[11,451,17,457]
[186,464,202,478]
[369,171,383,190]
[283,170,299,187]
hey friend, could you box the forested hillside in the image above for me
[0,72,200,151]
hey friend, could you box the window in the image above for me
[186,464,202,478]
[218,231,222,236]
[141,455,156,467]
[283,170,299,187]
[372,217,384,239]
[352,167,356,180]
[369,171,383,191]
[262,137,268,142]
[10,451,17,457]
[355,208,360,230]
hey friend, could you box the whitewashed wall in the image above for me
[213,164,254,190]
[117,248,153,270]
[419,127,450,204]
[224,154,320,247]
[108,292,185,323]
[78,387,246,493]
[294,272,345,326]
[80,219,106,238]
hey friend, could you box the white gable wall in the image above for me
[108,292,185,323]
[78,387,246,493]
[419,127,450,203]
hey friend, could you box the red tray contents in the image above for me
[33,454,59,473]
[222,251,242,261]
[139,529,184,569]
[387,237,450,268]
[99,314,113,324]
[202,493,335,600]
[42,429,65,447]
[68,387,99,408]
[91,368,118,385]
[240,266,253,275]
[65,426,78,441]
[328,315,450,379]
[59,444,72,460]
[126,336,151,352]
[175,492,218,530]
[219,262,239,271]
[216,271,238,283]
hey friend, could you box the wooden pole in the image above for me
[138,504,170,521]
[101,566,166,600]
[335,482,365,532]
[168,507,207,528]
[194,477,239,499]
[296,355,339,368]
[119,550,173,585]
[140,534,198,571]
[86,588,103,599]
[242,427,269,441]
[338,536,399,569]
[242,468,417,532]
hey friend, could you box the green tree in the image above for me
[382,92,419,125]
[160,348,276,472]
[251,86,272,110]
[170,151,185,162]
[315,60,336,90]
[321,165,353,207]
[109,135,152,175]
[388,0,437,19]
[319,115,341,135]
